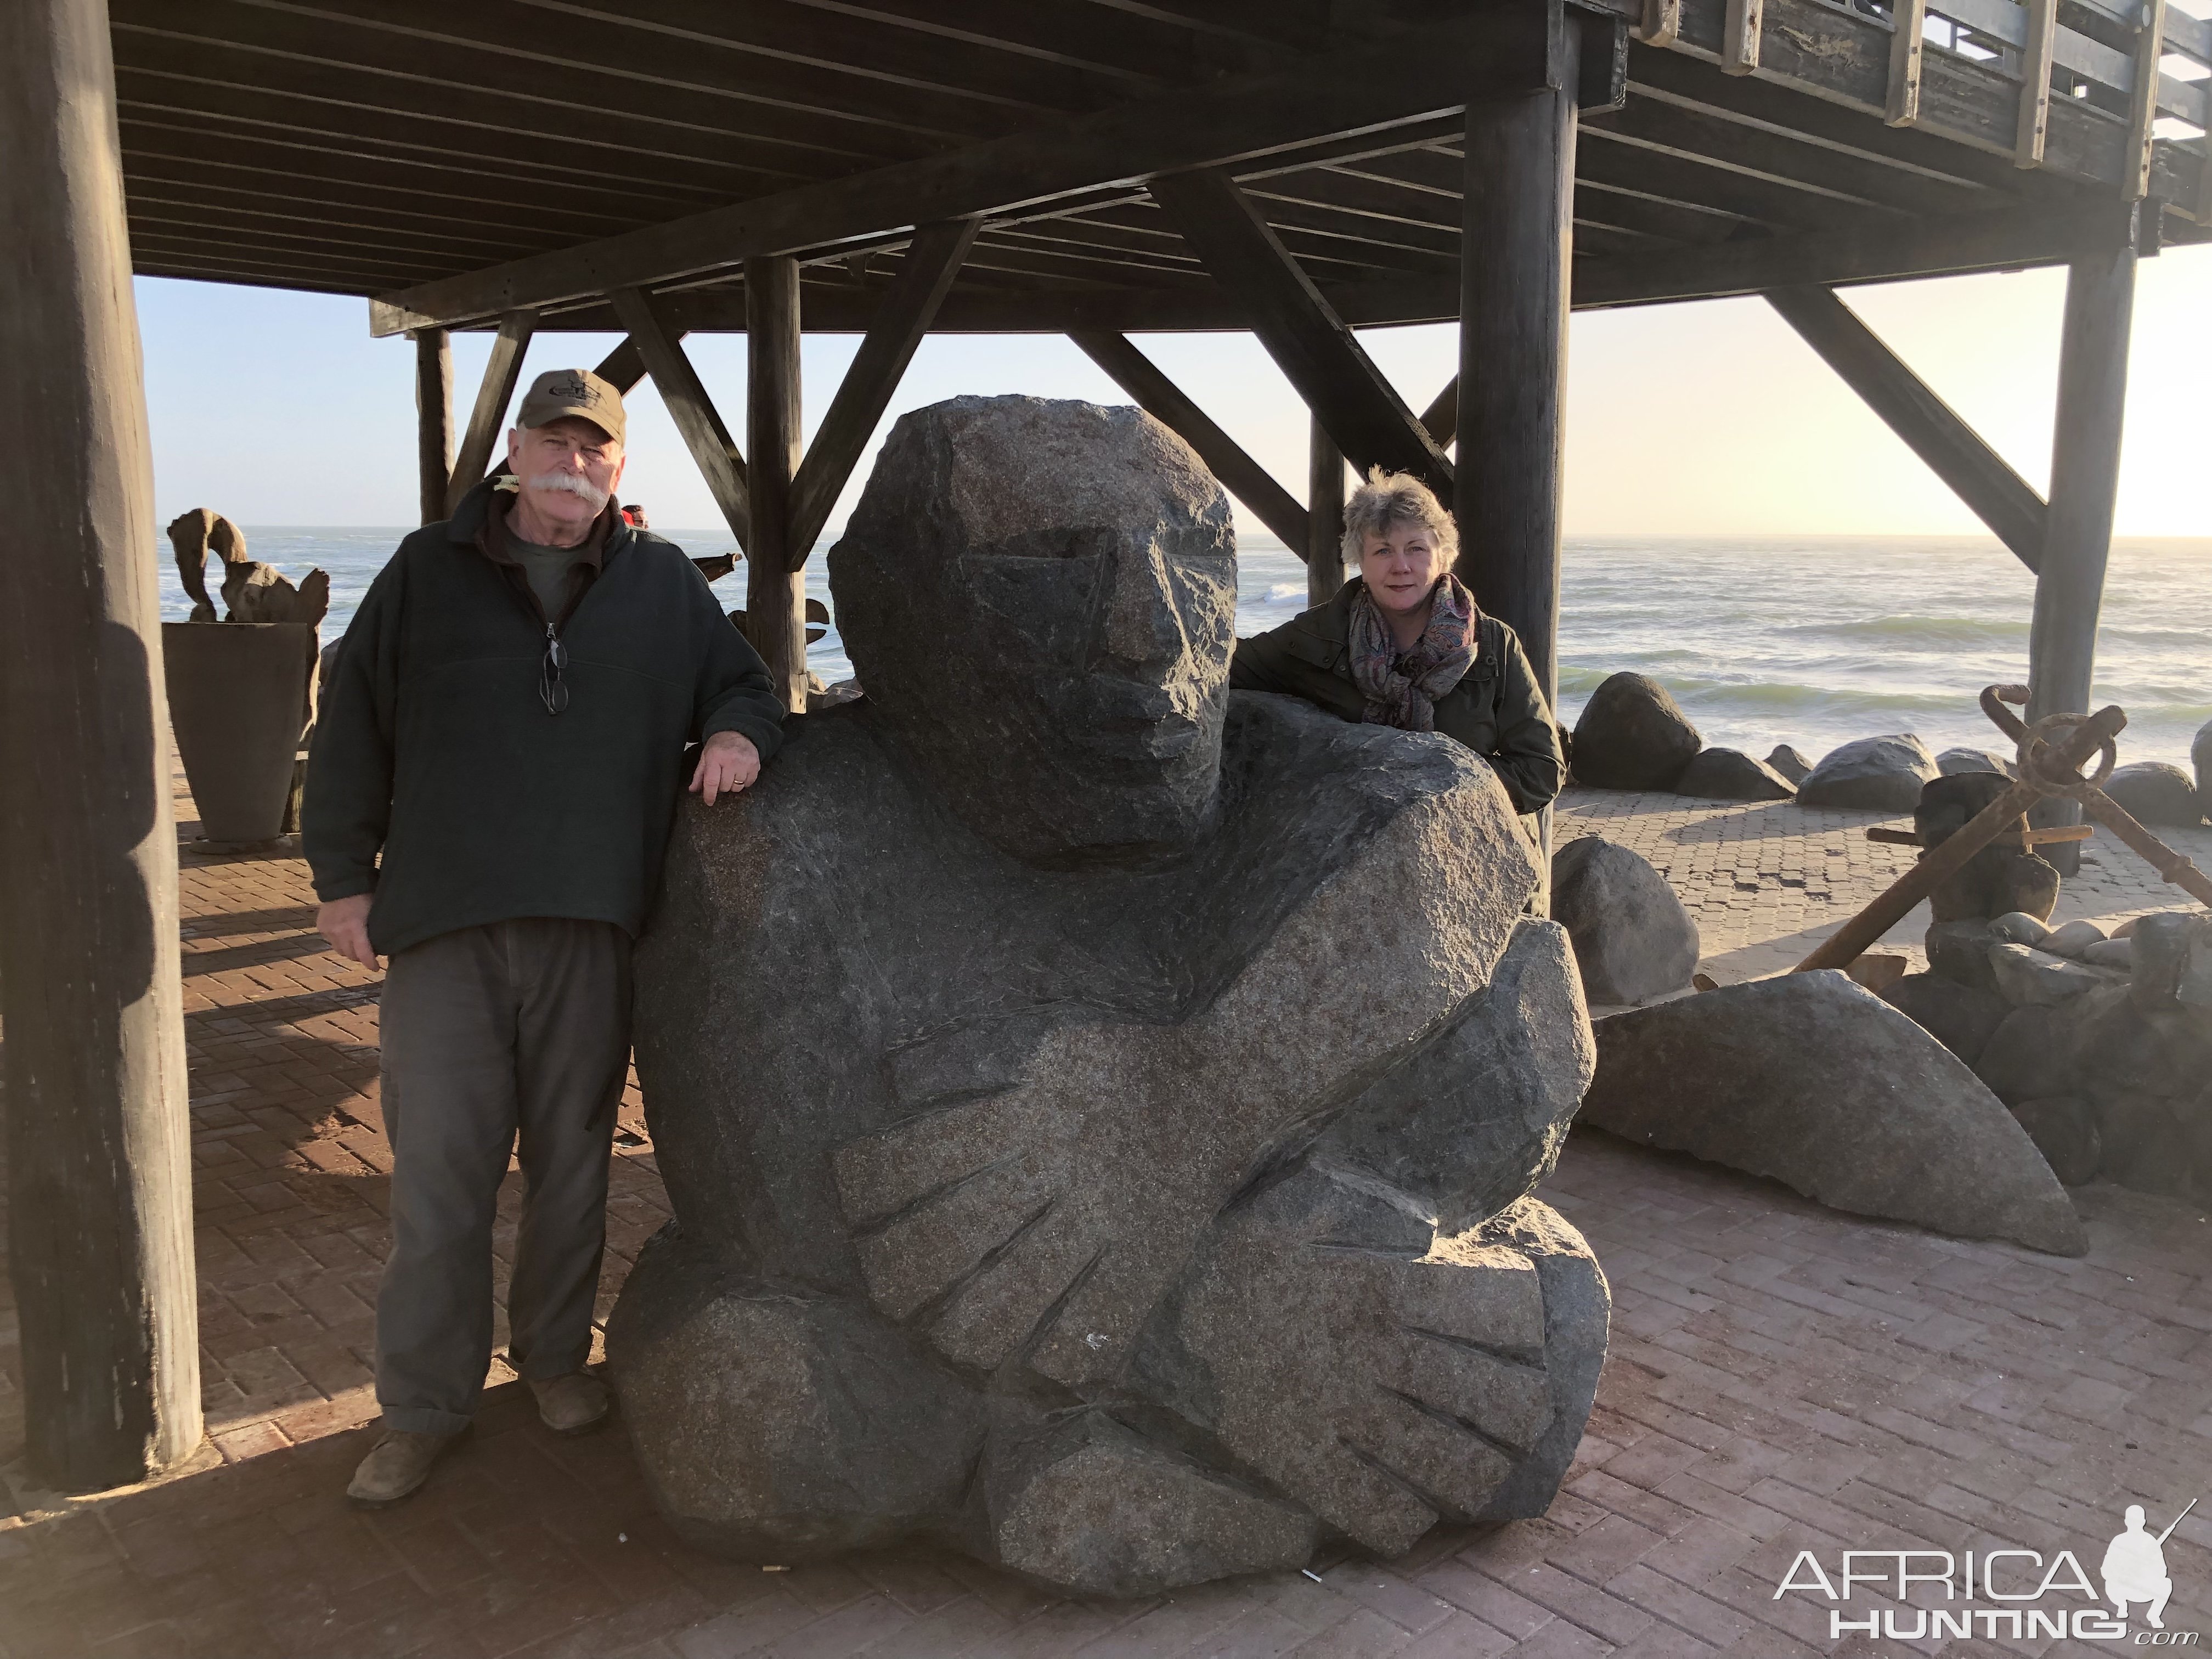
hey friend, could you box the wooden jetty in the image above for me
[2,0,2207,1491]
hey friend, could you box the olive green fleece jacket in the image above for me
[1229,578,1565,813]
[303,477,785,956]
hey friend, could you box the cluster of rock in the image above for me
[1882,907,2212,1197]
[1568,671,2212,825]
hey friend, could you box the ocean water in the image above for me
[159,528,2209,771]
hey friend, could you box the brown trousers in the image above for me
[374,918,631,1434]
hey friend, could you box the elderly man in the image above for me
[305,367,786,1506]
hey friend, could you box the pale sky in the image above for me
[136,240,2210,541]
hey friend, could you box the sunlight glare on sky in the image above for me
[134,241,2209,540]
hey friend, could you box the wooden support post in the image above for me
[413,328,452,526]
[746,255,809,713]
[2028,221,2138,870]
[1886,0,1928,127]
[2015,0,2057,168]
[0,0,200,1493]
[1070,330,1311,556]
[1307,416,1347,607]
[2124,0,2170,201]
[1419,377,1460,452]
[1764,286,2047,570]
[1149,168,1454,502]
[446,308,535,515]
[789,218,979,558]
[1723,0,1763,74]
[608,287,749,549]
[1637,0,1682,49]
[1457,10,1579,713]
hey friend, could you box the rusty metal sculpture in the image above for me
[1797,685,2212,974]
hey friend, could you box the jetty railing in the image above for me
[1636,0,2212,216]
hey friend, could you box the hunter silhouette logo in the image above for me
[544,376,593,402]
[2106,1499,2194,1631]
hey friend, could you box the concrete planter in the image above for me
[162,622,319,844]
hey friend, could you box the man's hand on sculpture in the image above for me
[317,893,379,969]
[690,730,760,805]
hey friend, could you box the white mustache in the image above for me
[528,472,610,510]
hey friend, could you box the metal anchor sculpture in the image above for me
[1797,685,2212,974]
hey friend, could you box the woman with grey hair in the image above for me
[1229,469,1564,812]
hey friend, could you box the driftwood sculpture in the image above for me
[166,507,330,627]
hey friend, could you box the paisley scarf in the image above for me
[1348,573,1477,732]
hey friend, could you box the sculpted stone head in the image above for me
[828,396,1236,867]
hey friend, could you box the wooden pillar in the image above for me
[745,256,809,713]
[1306,417,1347,607]
[0,0,201,1492]
[1455,9,1579,712]
[2027,221,2137,871]
[413,327,452,526]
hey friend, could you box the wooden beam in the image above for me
[1306,416,1347,604]
[606,286,749,548]
[1420,377,1459,450]
[366,14,1605,333]
[745,256,809,713]
[1149,167,1452,500]
[1572,201,2141,308]
[2028,221,2138,869]
[445,308,534,515]
[2015,0,2057,167]
[787,217,980,562]
[593,336,648,394]
[1069,329,1311,556]
[1764,286,2046,571]
[1457,12,1579,713]
[1,0,200,1493]
[1637,0,1681,48]
[413,326,451,526]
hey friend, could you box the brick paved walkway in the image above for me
[2,775,2209,1658]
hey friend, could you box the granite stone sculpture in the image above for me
[610,396,1609,1597]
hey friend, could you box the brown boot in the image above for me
[346,1426,468,1508]
[528,1372,611,1436]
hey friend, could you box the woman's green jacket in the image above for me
[1227,579,1566,814]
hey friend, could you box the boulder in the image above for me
[2096,1090,2194,1195]
[2196,718,2212,815]
[1550,836,1701,1005]
[2038,919,2106,958]
[613,395,1608,1595]
[1796,734,1940,811]
[1973,1005,2076,1106]
[1988,943,2106,1007]
[1766,744,1813,785]
[1916,775,2057,924]
[2130,912,2211,1013]
[1926,919,2002,994]
[1674,747,1795,802]
[1879,971,2010,1066]
[2079,937,2134,969]
[2009,1098,2100,1186]
[1937,747,2016,778]
[2103,761,2205,828]
[1578,971,2085,1255]
[1569,673,1701,791]
[1990,911,2052,946]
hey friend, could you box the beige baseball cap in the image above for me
[516,367,625,447]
